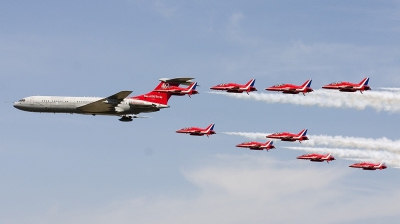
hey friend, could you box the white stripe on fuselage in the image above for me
[13,96,168,115]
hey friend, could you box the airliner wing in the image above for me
[78,91,132,113]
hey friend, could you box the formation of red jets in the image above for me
[207,77,371,95]
[169,77,383,171]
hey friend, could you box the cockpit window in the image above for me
[273,84,284,87]
[18,99,26,102]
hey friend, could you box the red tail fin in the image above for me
[131,82,178,105]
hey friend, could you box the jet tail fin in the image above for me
[297,129,308,137]
[245,79,256,88]
[358,77,370,87]
[206,123,215,132]
[185,82,197,92]
[300,79,312,89]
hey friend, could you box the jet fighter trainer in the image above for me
[265,79,313,95]
[210,79,257,94]
[297,153,335,163]
[322,77,370,93]
[236,141,275,151]
[176,124,216,137]
[266,129,309,142]
[349,162,387,170]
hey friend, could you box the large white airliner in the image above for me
[13,78,194,122]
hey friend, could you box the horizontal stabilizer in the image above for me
[159,77,195,86]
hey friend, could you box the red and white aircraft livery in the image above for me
[210,79,257,94]
[154,80,199,97]
[236,141,275,151]
[266,129,309,142]
[349,162,387,170]
[297,153,335,163]
[13,77,193,122]
[176,124,216,137]
[265,79,313,95]
[322,77,371,93]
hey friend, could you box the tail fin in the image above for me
[297,129,308,137]
[184,82,197,92]
[324,153,332,163]
[205,123,215,132]
[324,153,332,159]
[131,81,177,105]
[300,79,312,90]
[358,77,370,87]
[245,79,256,88]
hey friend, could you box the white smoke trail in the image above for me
[304,135,400,154]
[285,146,400,168]
[223,132,267,140]
[209,90,400,112]
[376,87,400,91]
[223,132,400,154]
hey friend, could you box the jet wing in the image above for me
[340,85,354,89]
[78,91,132,113]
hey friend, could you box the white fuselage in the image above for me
[13,96,169,116]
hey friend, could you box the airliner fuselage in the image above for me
[14,96,168,115]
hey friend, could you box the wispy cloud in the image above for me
[25,154,400,224]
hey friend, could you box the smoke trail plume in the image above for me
[223,132,400,154]
[209,90,400,112]
[377,87,400,91]
[285,146,400,167]
[305,135,400,154]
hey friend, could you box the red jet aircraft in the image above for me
[155,81,199,97]
[210,79,257,94]
[176,124,216,137]
[349,162,387,170]
[236,141,275,151]
[322,77,371,93]
[266,129,308,142]
[297,153,335,163]
[265,79,313,95]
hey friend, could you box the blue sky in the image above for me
[2,1,400,223]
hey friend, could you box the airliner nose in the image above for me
[13,102,21,109]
